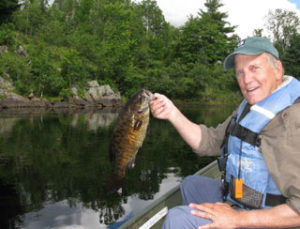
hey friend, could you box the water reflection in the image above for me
[0,105,235,228]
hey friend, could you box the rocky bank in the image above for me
[0,76,122,110]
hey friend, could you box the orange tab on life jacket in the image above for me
[235,178,243,199]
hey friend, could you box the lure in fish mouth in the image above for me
[108,89,153,193]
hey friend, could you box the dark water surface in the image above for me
[0,105,235,229]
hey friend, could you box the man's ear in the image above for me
[275,61,284,80]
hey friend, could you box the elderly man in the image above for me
[150,37,300,228]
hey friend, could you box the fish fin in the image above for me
[134,120,142,130]
[127,156,136,168]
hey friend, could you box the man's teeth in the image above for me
[248,87,256,91]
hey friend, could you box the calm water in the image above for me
[0,105,235,229]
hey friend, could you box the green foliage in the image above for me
[39,5,66,45]
[59,88,73,99]
[282,33,300,79]
[0,23,16,45]
[13,0,48,36]
[2,0,298,104]
[174,0,238,65]
[0,0,19,25]
[266,9,300,56]
[265,9,300,79]
[27,42,66,96]
[0,51,32,94]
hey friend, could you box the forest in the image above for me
[1,0,300,104]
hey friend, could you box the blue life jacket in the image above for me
[223,76,300,209]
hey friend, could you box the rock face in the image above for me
[0,77,122,109]
[0,45,8,54]
[0,75,15,92]
[84,80,121,107]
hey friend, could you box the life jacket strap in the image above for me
[265,193,287,207]
[227,120,261,147]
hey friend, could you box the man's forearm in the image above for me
[238,204,300,228]
[168,107,202,151]
[149,93,202,151]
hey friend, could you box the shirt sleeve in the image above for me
[260,102,300,213]
[194,114,233,156]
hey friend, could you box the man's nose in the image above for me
[243,70,254,83]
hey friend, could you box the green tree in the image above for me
[26,42,66,97]
[0,0,19,24]
[134,0,173,62]
[282,33,300,79]
[265,9,300,57]
[60,47,85,90]
[13,0,48,36]
[98,2,138,92]
[175,0,238,65]
[166,0,239,99]
[0,51,32,95]
[74,0,93,24]
[0,0,242,102]
[133,0,176,95]
[136,0,165,35]
[253,28,263,37]
[38,4,66,46]
[0,23,16,46]
[199,0,237,63]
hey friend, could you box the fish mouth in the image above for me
[141,89,154,101]
[136,89,153,114]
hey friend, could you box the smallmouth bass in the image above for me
[108,89,153,193]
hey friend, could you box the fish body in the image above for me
[108,89,153,192]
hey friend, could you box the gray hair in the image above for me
[265,53,285,76]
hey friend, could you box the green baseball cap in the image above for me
[224,37,279,70]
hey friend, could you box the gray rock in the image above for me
[84,81,121,106]
[0,45,8,54]
[0,78,122,109]
[18,45,27,57]
[0,76,15,92]
[1,92,30,108]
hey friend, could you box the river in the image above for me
[0,105,235,229]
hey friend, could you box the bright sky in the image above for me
[133,0,300,39]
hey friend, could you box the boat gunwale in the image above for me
[119,160,219,229]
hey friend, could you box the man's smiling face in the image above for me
[235,53,283,105]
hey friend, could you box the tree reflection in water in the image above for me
[0,106,234,228]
